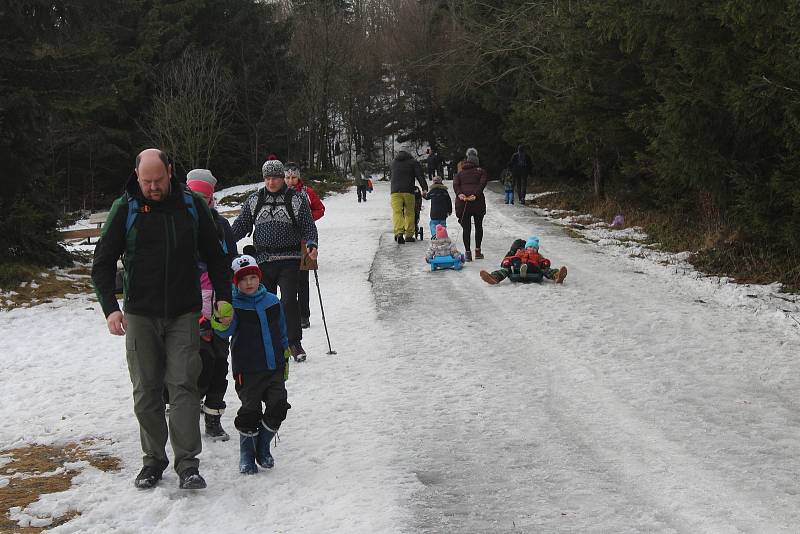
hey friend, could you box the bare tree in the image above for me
[143,48,234,172]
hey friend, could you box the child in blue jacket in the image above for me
[213,255,291,475]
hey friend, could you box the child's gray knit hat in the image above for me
[186,168,217,187]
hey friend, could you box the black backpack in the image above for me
[247,188,298,237]
[513,152,529,171]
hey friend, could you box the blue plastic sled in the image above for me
[429,255,464,271]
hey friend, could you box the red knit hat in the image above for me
[231,255,262,285]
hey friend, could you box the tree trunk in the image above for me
[593,143,605,200]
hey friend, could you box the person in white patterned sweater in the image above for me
[231,159,319,362]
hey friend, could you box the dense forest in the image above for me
[3,0,800,285]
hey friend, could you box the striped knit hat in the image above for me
[262,159,285,178]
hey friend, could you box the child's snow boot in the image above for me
[204,411,230,442]
[239,432,259,475]
[554,266,568,284]
[290,342,307,362]
[480,270,500,285]
[474,248,484,260]
[465,250,473,262]
[256,423,276,469]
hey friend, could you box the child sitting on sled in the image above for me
[425,224,465,267]
[479,236,567,284]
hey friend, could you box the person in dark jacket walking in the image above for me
[508,145,533,205]
[390,148,428,243]
[186,169,237,442]
[91,148,232,490]
[231,159,319,362]
[424,176,452,238]
[426,149,443,181]
[453,153,489,261]
[352,155,370,203]
[213,255,291,475]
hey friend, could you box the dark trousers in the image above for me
[198,334,229,411]
[357,184,367,201]
[125,312,201,474]
[233,370,290,434]
[513,173,528,202]
[297,269,310,320]
[460,213,484,250]
[260,260,302,344]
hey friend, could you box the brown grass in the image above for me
[0,441,120,533]
[0,259,94,312]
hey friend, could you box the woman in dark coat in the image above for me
[453,153,489,261]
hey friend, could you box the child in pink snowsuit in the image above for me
[187,170,238,442]
[425,224,465,264]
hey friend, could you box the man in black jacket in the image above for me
[91,148,232,490]
[390,148,428,243]
[508,145,533,205]
[426,149,443,181]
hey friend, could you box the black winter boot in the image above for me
[290,342,307,362]
[204,411,230,442]
[178,467,207,489]
[134,465,165,489]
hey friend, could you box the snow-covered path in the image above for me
[2,179,800,533]
[374,183,800,533]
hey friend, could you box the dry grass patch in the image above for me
[0,441,120,532]
[0,260,94,312]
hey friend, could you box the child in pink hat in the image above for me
[425,224,465,264]
[186,169,238,442]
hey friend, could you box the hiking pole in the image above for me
[313,269,337,355]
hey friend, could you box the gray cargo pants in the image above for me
[125,312,202,474]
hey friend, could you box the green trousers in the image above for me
[125,312,202,474]
[391,192,416,237]
[492,266,559,282]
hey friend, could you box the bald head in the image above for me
[135,148,170,171]
[135,148,172,201]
